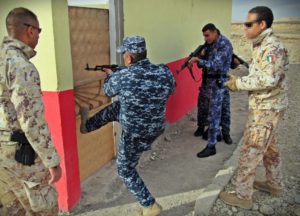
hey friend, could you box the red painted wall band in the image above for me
[166,58,203,123]
[42,90,80,211]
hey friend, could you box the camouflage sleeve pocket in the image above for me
[23,181,58,213]
[0,141,18,159]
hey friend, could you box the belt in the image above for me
[206,74,228,79]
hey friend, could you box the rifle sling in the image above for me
[187,65,201,82]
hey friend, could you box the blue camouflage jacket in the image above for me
[198,34,233,80]
[104,58,176,135]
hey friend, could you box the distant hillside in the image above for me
[274,17,300,23]
[231,17,300,34]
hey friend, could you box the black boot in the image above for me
[194,126,204,137]
[202,128,222,142]
[223,134,233,145]
[197,145,216,158]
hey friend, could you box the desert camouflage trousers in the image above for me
[0,131,58,216]
[236,109,285,200]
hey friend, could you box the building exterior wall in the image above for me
[123,0,232,63]
[0,0,73,91]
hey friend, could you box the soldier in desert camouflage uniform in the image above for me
[219,6,289,209]
[0,7,61,215]
[80,36,176,216]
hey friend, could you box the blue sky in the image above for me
[68,0,300,21]
[232,0,300,21]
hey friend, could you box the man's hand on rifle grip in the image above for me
[189,57,200,64]
[102,68,113,75]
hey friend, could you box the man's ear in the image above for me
[26,26,34,39]
[128,55,133,64]
[260,20,267,30]
[125,53,132,65]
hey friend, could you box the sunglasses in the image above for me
[23,23,42,33]
[244,19,261,28]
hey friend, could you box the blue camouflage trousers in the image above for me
[197,80,225,146]
[221,88,231,136]
[197,82,230,136]
[85,101,158,207]
[207,82,225,146]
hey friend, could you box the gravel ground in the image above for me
[209,64,300,216]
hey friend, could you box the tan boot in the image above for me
[219,191,252,209]
[254,181,283,196]
[137,202,162,216]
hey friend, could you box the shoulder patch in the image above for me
[266,54,276,63]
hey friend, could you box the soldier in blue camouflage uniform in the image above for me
[194,28,233,145]
[80,36,176,216]
[189,23,233,158]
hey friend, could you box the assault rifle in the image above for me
[231,54,249,69]
[176,44,207,81]
[177,42,249,82]
[177,44,206,74]
[85,64,126,72]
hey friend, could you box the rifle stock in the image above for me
[231,54,249,69]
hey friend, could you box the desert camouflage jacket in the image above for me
[0,37,60,168]
[236,28,289,110]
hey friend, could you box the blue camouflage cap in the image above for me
[117,35,146,54]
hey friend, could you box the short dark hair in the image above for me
[249,6,274,28]
[6,7,38,35]
[130,51,147,63]
[202,23,217,32]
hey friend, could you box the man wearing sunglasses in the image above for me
[220,6,289,209]
[0,7,61,215]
